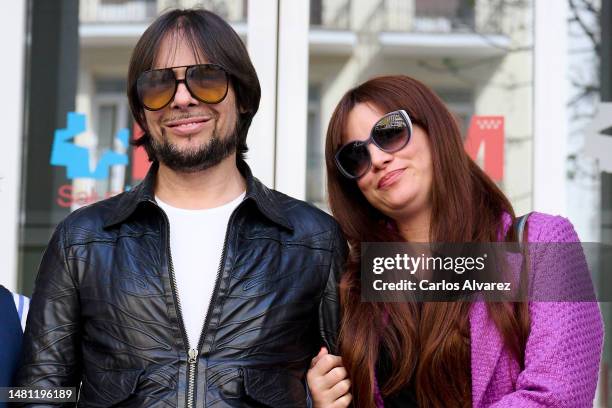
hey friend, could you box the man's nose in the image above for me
[171,81,198,108]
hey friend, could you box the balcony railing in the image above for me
[80,0,156,23]
[385,0,503,34]
[309,0,503,34]
[80,0,247,24]
[80,0,501,35]
[310,0,352,30]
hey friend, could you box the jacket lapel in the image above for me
[103,160,294,232]
[470,302,504,408]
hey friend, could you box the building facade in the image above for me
[0,0,609,404]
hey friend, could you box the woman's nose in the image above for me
[368,143,394,170]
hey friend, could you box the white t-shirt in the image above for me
[156,192,245,349]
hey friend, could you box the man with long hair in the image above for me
[17,9,346,407]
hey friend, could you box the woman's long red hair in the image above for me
[325,76,530,407]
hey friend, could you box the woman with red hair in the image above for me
[307,75,603,407]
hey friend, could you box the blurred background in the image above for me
[0,0,610,405]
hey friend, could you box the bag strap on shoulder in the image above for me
[515,213,531,244]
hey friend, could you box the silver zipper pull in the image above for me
[188,348,198,364]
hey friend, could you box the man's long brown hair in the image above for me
[325,76,530,407]
[127,8,261,164]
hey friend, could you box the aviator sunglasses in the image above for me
[136,63,229,111]
[335,109,413,179]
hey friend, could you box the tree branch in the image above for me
[568,0,601,54]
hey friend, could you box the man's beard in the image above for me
[150,124,237,173]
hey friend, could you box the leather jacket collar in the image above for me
[103,159,293,231]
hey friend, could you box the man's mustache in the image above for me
[161,111,218,124]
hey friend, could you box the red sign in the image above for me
[132,123,150,181]
[464,116,504,182]
[56,184,124,208]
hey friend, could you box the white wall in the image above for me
[533,0,568,216]
[246,0,310,198]
[474,0,534,216]
[246,0,278,187]
[0,1,26,292]
[274,0,310,199]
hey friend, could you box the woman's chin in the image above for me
[381,196,425,219]
[380,191,416,208]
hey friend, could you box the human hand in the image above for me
[306,347,352,408]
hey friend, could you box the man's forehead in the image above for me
[152,29,208,69]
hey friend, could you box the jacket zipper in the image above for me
[188,204,241,407]
[152,199,242,408]
[187,349,197,407]
[150,200,195,408]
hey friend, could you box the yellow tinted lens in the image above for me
[138,69,176,110]
[187,65,228,103]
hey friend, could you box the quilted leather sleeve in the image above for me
[15,221,82,394]
[318,223,348,356]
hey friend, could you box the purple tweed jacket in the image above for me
[376,212,604,407]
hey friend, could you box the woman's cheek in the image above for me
[357,177,373,196]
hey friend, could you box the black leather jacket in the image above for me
[17,161,347,407]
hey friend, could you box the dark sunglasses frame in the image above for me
[137,63,230,111]
[334,109,413,180]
